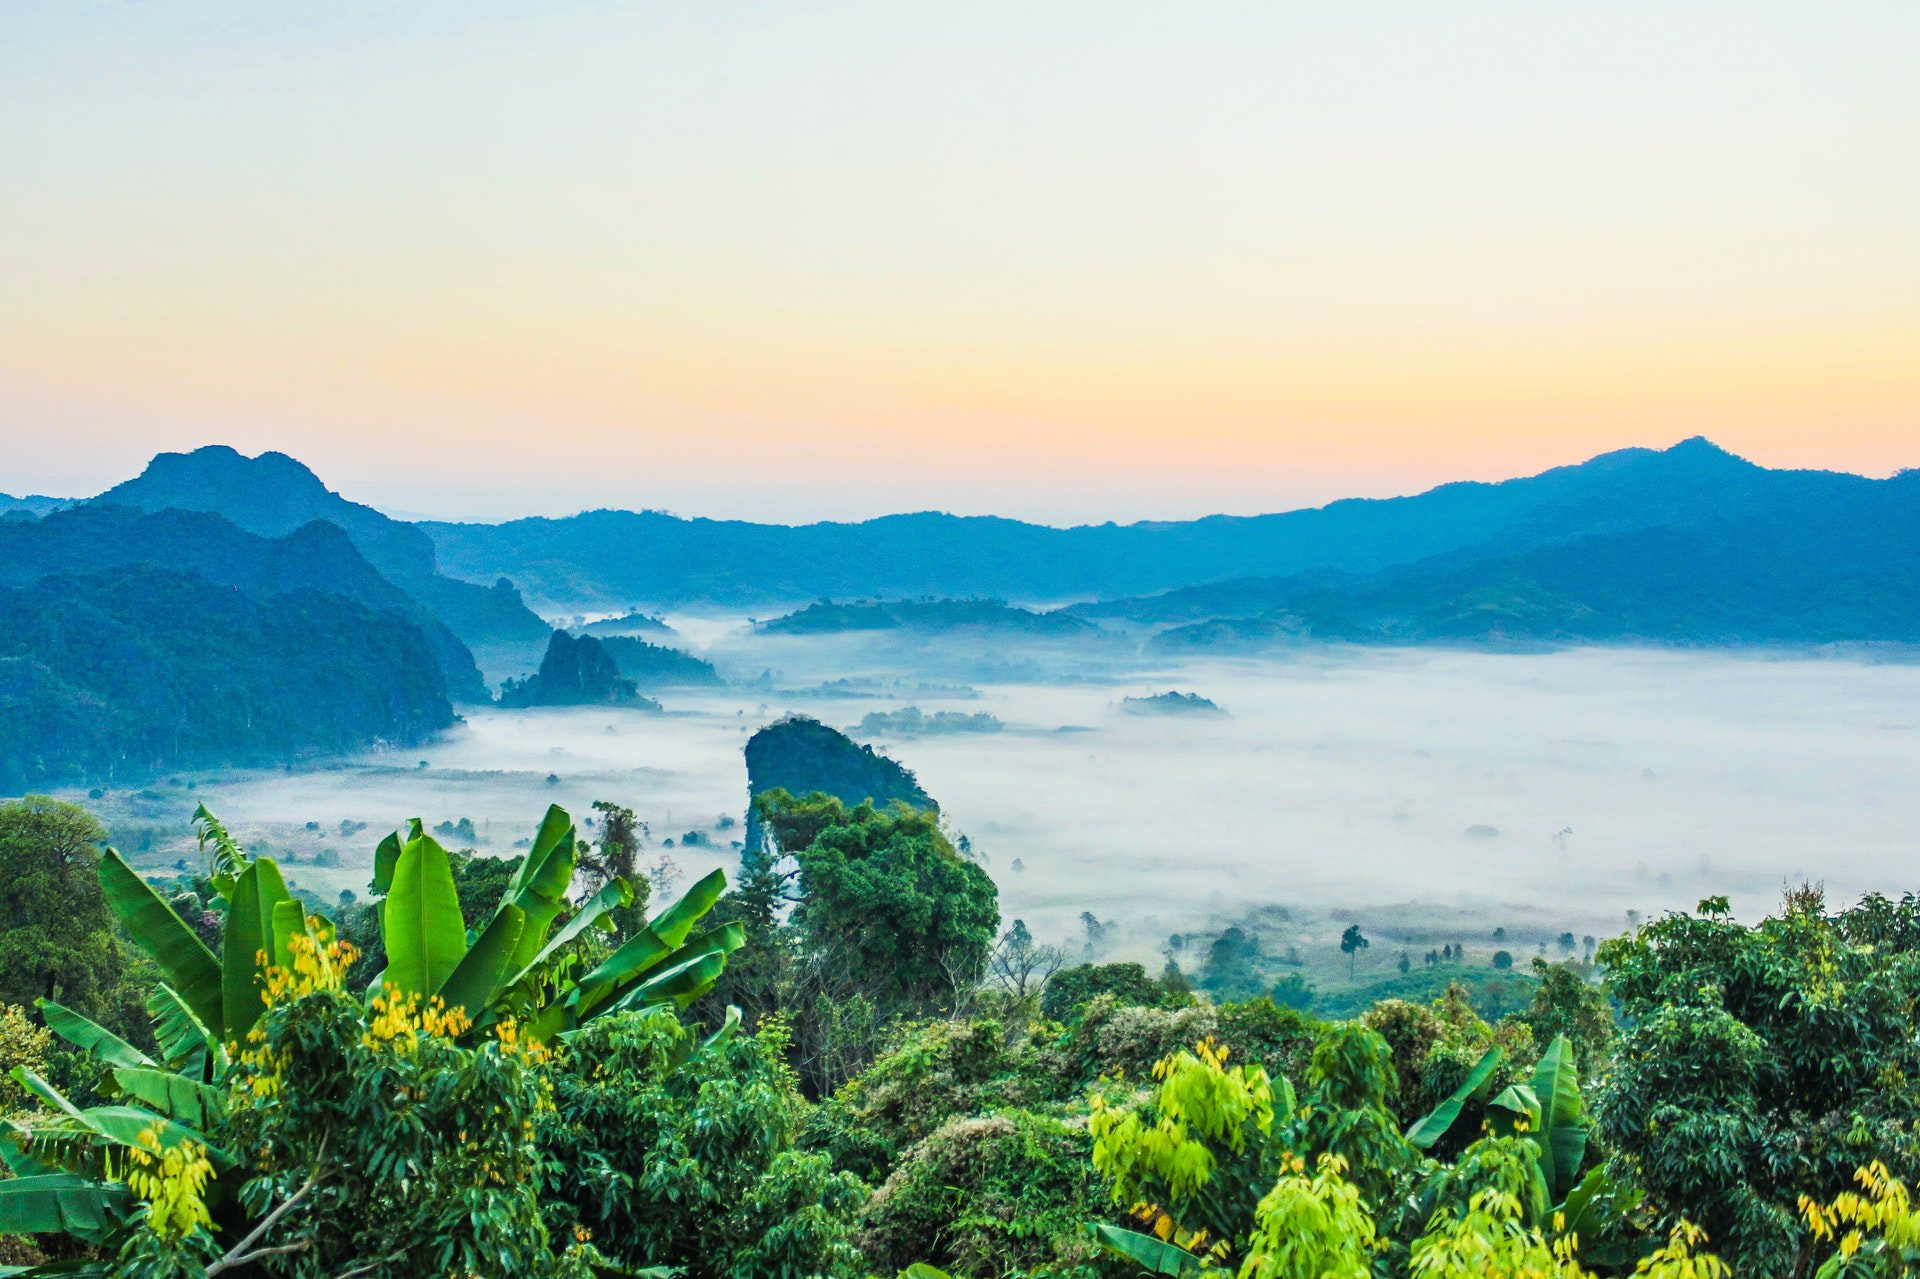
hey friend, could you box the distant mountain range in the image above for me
[1,434,1913,794]
[759,598,1098,637]
[1079,453,1920,649]
[418,437,1911,616]
[415,435,1920,649]
[1,493,69,518]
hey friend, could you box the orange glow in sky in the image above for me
[1,3,1914,522]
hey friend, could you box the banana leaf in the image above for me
[1406,1045,1504,1149]
[592,922,745,1018]
[506,879,632,991]
[497,806,580,971]
[1530,1035,1589,1200]
[35,1001,152,1072]
[382,831,468,997]
[604,948,728,1017]
[438,905,526,1019]
[222,858,291,1040]
[146,984,219,1081]
[1087,1223,1205,1275]
[370,830,402,896]
[1,1121,51,1177]
[11,1070,233,1171]
[96,849,223,1039]
[1487,1083,1540,1134]
[106,1068,225,1130]
[0,1174,127,1240]
[573,870,729,1006]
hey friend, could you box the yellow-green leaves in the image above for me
[1239,1154,1374,1279]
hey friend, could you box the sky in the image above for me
[1,1,1915,525]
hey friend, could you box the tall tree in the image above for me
[584,800,651,939]
[0,798,124,1020]
[1340,924,1370,978]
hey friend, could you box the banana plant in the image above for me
[2,803,744,1263]
[1087,1222,1213,1275]
[366,805,745,1040]
[1405,1043,1506,1151]
[1406,1036,1591,1202]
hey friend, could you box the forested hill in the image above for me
[0,492,68,517]
[91,445,548,645]
[742,716,936,857]
[0,567,453,794]
[759,598,1098,636]
[0,505,487,702]
[1129,471,1920,650]
[420,437,1886,607]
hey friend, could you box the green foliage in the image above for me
[1237,1153,1374,1279]
[214,967,570,1279]
[0,800,130,1034]
[726,791,998,1094]
[859,1111,1105,1279]
[0,566,454,791]
[4,803,742,1278]
[1090,1038,1289,1263]
[1042,964,1182,1022]
[806,1015,1059,1182]
[1285,1022,1413,1213]
[1596,890,1920,1274]
[541,1008,867,1279]
[1518,959,1617,1076]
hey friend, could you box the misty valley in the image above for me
[70,627,1920,1014]
[5,441,1919,1279]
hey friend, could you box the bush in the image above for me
[1041,962,1177,1021]
[860,1111,1105,1279]
[541,1009,867,1279]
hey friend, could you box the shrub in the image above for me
[859,1111,1104,1279]
[541,1008,867,1279]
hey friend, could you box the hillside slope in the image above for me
[0,505,487,701]
[94,446,548,645]
[0,567,454,793]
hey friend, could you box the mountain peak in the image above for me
[1665,435,1739,459]
[118,445,334,502]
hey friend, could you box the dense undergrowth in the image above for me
[2,794,1918,1278]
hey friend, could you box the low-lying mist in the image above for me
[92,622,1920,981]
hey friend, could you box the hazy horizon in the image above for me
[9,431,1916,529]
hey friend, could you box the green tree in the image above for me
[1596,890,1920,1275]
[757,790,998,1014]
[1518,958,1615,1075]
[1340,924,1369,979]
[0,798,127,1025]
[584,799,651,938]
[857,1110,1105,1279]
[1042,962,1178,1021]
